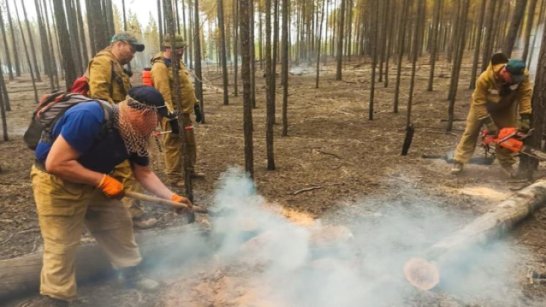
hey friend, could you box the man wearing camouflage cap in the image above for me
[86,32,152,228]
[150,34,204,188]
[451,53,533,177]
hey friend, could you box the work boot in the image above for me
[500,164,516,178]
[19,295,69,307]
[118,266,160,292]
[450,161,464,174]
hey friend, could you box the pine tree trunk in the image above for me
[21,1,42,82]
[14,0,38,102]
[281,0,289,137]
[250,1,256,109]
[164,0,193,201]
[43,0,60,90]
[335,0,346,80]
[0,8,14,81]
[503,0,528,57]
[240,0,254,177]
[194,0,204,120]
[447,0,470,132]
[427,0,443,91]
[527,0,546,67]
[65,0,83,76]
[217,0,229,105]
[518,13,546,178]
[52,0,77,90]
[5,0,21,77]
[369,0,379,120]
[0,65,8,141]
[315,0,325,88]
[470,0,487,90]
[233,0,239,97]
[482,0,499,71]
[407,0,425,128]
[265,0,275,170]
[394,0,410,113]
[522,0,538,62]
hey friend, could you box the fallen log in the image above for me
[404,179,546,290]
[0,225,211,302]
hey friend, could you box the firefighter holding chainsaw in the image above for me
[29,86,192,306]
[149,34,204,188]
[451,54,532,176]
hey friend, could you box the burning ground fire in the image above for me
[151,168,535,306]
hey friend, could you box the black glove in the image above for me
[167,112,180,134]
[194,103,203,123]
[482,116,498,136]
[519,113,532,132]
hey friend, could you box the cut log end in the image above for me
[403,257,440,290]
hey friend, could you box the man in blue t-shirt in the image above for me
[30,86,192,306]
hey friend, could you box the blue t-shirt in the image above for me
[35,101,148,173]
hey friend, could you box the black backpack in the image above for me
[23,92,113,150]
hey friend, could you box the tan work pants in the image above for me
[31,165,142,301]
[454,104,518,167]
[112,159,143,218]
[161,114,196,183]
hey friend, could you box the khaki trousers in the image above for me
[112,160,143,218]
[161,114,196,183]
[31,165,142,301]
[454,104,518,167]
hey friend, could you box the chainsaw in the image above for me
[481,127,546,161]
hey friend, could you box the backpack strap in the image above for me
[96,100,114,130]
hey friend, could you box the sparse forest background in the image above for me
[1,0,546,174]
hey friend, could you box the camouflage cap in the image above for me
[505,59,525,84]
[163,34,186,48]
[111,32,145,52]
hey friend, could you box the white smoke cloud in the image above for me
[155,168,540,306]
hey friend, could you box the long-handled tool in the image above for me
[125,191,209,214]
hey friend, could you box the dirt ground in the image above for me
[2,58,546,306]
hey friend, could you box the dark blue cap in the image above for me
[506,59,525,84]
[128,86,168,117]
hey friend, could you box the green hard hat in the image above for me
[163,34,186,48]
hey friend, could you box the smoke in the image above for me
[156,168,537,306]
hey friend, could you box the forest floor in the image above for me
[2,58,546,306]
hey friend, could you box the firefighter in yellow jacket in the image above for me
[150,35,204,187]
[87,32,152,227]
[451,54,533,176]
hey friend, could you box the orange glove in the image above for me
[97,174,124,198]
[171,193,192,208]
[171,193,192,215]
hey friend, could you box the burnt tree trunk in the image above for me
[335,0,346,80]
[217,0,229,105]
[240,0,254,177]
[427,0,443,91]
[281,0,289,137]
[369,0,379,120]
[5,0,21,77]
[503,0,528,57]
[0,8,15,81]
[521,0,538,62]
[470,0,488,90]
[13,0,38,102]
[393,0,410,113]
[52,0,77,90]
[265,0,275,171]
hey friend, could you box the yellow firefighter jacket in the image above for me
[150,52,197,114]
[88,48,132,104]
[471,62,532,120]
